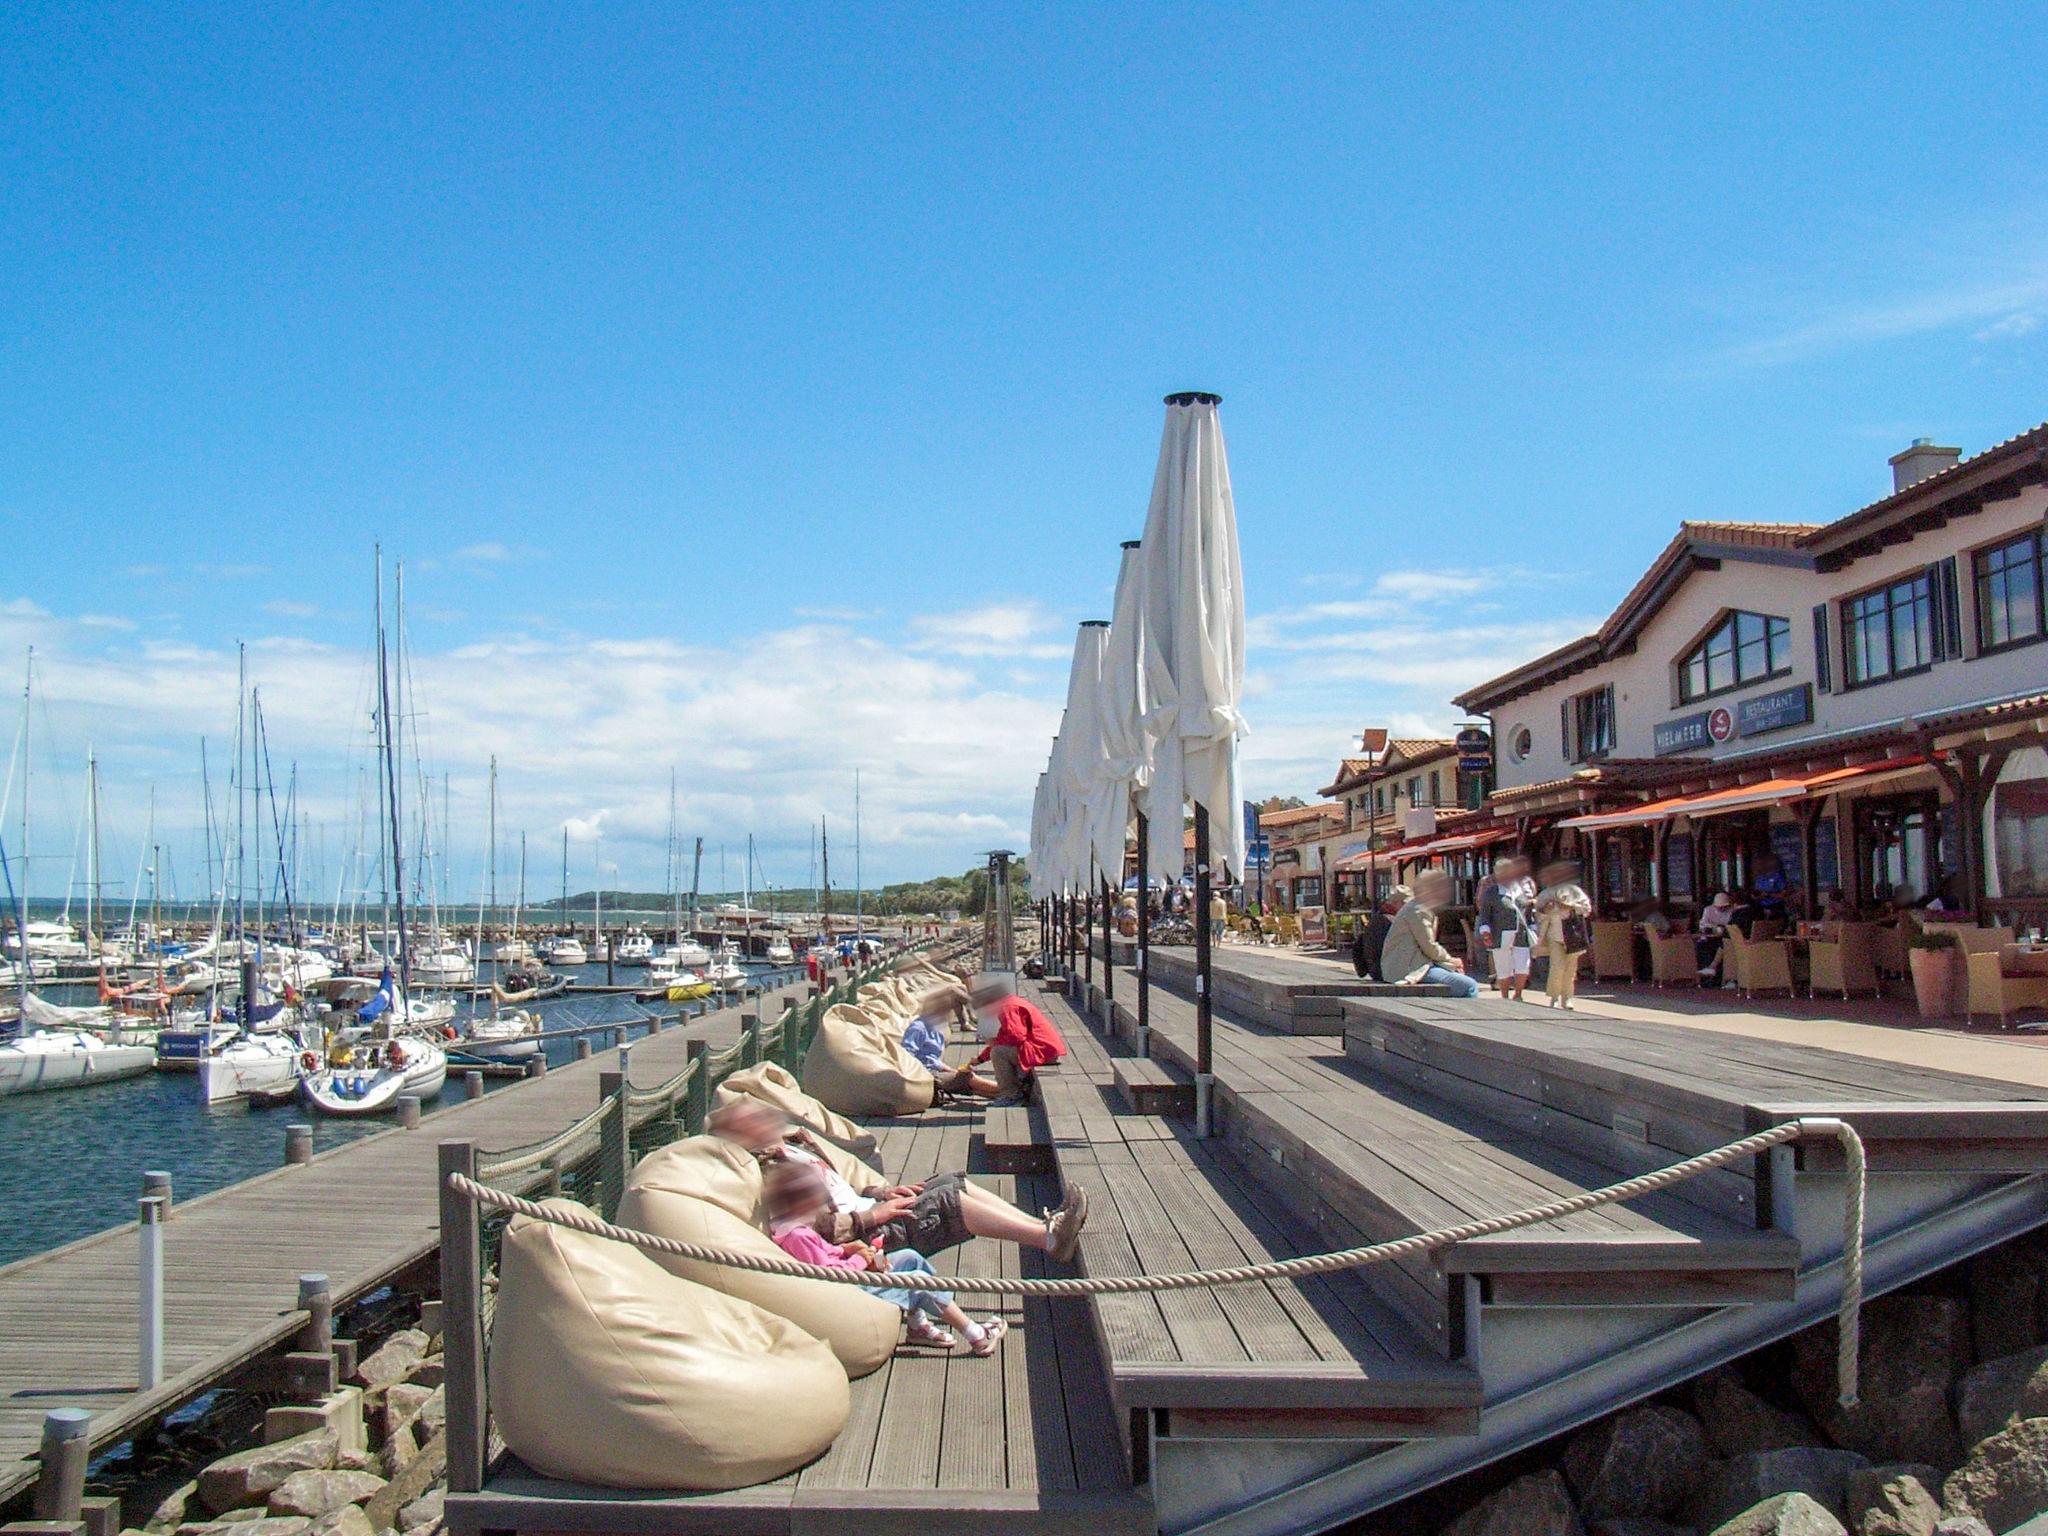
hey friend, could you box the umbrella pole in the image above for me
[1193,804,1214,1136]
[1101,874,1115,1022]
[1084,880,1094,989]
[1135,812,1150,1055]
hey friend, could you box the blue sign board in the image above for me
[1737,684,1813,739]
[1655,711,1713,756]
[1243,800,1261,850]
[1246,837,1272,870]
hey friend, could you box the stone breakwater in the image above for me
[1422,1229,2048,1536]
[131,1302,450,1536]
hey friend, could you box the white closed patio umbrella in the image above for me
[1057,623,1114,986]
[1097,539,1154,1035]
[1134,391,1247,1132]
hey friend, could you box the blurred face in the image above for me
[1414,873,1451,910]
[765,1162,828,1221]
[1539,862,1570,887]
[712,1100,786,1151]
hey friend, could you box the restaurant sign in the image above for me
[1654,708,1732,756]
[1454,725,1492,773]
[1737,683,1813,739]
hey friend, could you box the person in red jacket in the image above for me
[966,973,1066,1105]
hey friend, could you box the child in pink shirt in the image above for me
[766,1160,1006,1355]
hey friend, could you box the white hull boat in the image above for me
[539,936,587,967]
[410,945,476,987]
[464,1009,542,1061]
[765,938,795,965]
[198,1032,308,1105]
[666,939,711,968]
[705,943,746,989]
[0,1029,158,1095]
[614,929,655,966]
[301,1036,448,1116]
[493,939,538,964]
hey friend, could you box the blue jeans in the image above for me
[867,1250,954,1321]
[1422,964,1482,998]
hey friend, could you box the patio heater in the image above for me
[982,850,1017,977]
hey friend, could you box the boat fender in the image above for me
[444,1024,458,1041]
[300,1050,319,1072]
[389,1043,408,1069]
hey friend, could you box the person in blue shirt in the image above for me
[899,981,1000,1099]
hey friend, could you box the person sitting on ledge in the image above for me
[964,971,1067,1106]
[765,1160,1008,1355]
[1381,870,1483,997]
[710,1098,1088,1261]
[898,982,1003,1100]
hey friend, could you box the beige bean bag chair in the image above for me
[802,1003,936,1117]
[856,983,907,1023]
[713,1061,880,1165]
[490,1198,848,1490]
[617,1138,898,1377]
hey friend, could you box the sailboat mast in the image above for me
[820,817,831,936]
[559,828,568,932]
[13,651,31,1008]
[85,748,97,964]
[482,756,496,989]
[667,769,679,943]
[854,769,862,936]
[689,837,702,932]
[375,553,410,995]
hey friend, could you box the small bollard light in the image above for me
[396,1095,421,1129]
[464,1069,484,1101]
[297,1273,333,1353]
[619,1044,632,1077]
[284,1123,314,1165]
[142,1169,173,1217]
[138,1197,165,1390]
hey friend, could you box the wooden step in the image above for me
[982,1104,1053,1175]
[1032,990,1482,1441]
[1113,1056,1194,1116]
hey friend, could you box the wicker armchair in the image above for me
[1808,923,1879,1000]
[1965,949,2048,1028]
[1590,921,1636,981]
[1727,927,1795,998]
[1647,933,1699,988]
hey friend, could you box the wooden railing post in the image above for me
[684,1038,710,1133]
[741,1013,761,1068]
[437,1141,486,1497]
[598,1070,629,1219]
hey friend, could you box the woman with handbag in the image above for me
[1535,860,1594,1010]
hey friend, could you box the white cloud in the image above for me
[77,613,136,631]
[453,542,513,563]
[794,605,878,622]
[263,600,319,618]
[907,599,1070,659]
[1974,311,2040,343]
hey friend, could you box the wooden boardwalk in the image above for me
[0,981,811,1504]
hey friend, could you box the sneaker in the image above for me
[904,1316,956,1349]
[968,1316,1008,1357]
[1045,1183,1090,1262]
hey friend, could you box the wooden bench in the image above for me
[1112,1056,1193,1116]
[983,1104,1053,1175]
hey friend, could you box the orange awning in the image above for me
[1558,756,1928,832]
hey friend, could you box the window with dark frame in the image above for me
[1677,610,1792,703]
[1842,572,1934,686]
[1568,683,1615,763]
[1974,529,2046,653]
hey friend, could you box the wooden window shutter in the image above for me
[1812,603,1831,693]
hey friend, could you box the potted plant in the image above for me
[1908,930,1959,1019]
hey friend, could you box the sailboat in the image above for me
[466,763,542,1061]
[0,654,156,1095]
[538,828,586,965]
[301,554,448,1116]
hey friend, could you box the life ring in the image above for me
[300,1050,319,1072]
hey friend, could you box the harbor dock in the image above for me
[0,975,817,1505]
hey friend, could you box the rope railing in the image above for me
[449,1115,1868,1408]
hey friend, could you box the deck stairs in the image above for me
[1043,955,2048,1536]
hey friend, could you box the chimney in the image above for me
[1889,437,1961,492]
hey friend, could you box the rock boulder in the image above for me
[1690,1448,1870,1532]
[1706,1492,1846,1536]
[353,1329,429,1390]
[1939,1416,2048,1532]
[1843,1463,1939,1536]
[1563,1406,1713,1521]
[265,1470,385,1520]
[198,1431,339,1514]
[1443,1470,1586,1536]
[1696,1370,1823,1457]
[1953,1345,2048,1447]
[1791,1299,1968,1467]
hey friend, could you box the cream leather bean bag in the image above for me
[713,1062,880,1164]
[802,1003,936,1117]
[617,1138,897,1377]
[490,1198,848,1490]
[856,983,906,1023]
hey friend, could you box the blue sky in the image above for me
[4,3,2046,899]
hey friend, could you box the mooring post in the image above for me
[297,1274,333,1353]
[396,1095,422,1130]
[141,1169,172,1218]
[284,1123,313,1166]
[525,1054,547,1079]
[619,1043,632,1077]
[137,1198,165,1390]
[464,1069,483,1101]
[33,1408,91,1524]
[575,1035,592,1061]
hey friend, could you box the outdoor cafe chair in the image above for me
[1590,920,1636,981]
[1728,927,1795,999]
[1807,923,1880,1000]
[1965,947,2048,1029]
[1647,932,1698,988]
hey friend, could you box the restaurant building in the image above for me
[1450,426,2048,927]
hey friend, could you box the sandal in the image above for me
[904,1316,957,1349]
[969,1317,1008,1357]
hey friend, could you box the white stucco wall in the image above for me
[1483,486,2048,790]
